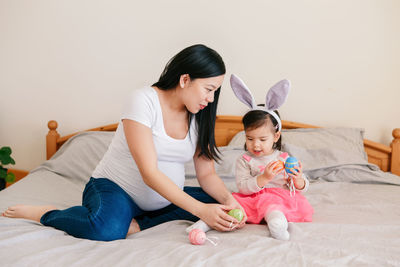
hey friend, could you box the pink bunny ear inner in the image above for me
[265,79,290,111]
[230,74,256,109]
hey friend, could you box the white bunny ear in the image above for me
[265,79,290,111]
[230,74,257,109]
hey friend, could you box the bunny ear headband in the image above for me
[230,74,290,132]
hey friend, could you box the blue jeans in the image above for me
[40,177,217,241]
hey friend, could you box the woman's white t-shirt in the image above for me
[92,87,198,211]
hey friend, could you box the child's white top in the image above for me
[235,150,309,195]
[92,87,198,210]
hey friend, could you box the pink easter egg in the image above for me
[188,229,206,245]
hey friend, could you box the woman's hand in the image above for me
[288,161,305,190]
[223,196,247,230]
[197,203,241,232]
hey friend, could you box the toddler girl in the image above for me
[232,108,313,240]
[187,74,313,240]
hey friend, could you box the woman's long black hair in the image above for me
[152,44,226,161]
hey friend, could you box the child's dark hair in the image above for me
[152,44,225,161]
[242,109,282,150]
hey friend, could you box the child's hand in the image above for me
[287,161,305,190]
[266,160,285,178]
[258,161,283,187]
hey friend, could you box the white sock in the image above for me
[186,220,211,233]
[265,210,290,241]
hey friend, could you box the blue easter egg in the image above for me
[285,157,299,174]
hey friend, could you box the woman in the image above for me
[3,44,246,241]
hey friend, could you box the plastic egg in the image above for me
[228,209,244,222]
[274,160,285,172]
[188,229,206,245]
[285,157,299,174]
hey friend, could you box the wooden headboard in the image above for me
[46,115,400,176]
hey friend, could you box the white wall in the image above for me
[1,0,399,171]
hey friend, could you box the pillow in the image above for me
[227,127,368,171]
[281,128,368,170]
[227,130,246,149]
[33,131,114,185]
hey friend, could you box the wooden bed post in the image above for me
[391,128,400,176]
[46,120,60,160]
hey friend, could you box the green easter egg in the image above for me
[228,209,243,222]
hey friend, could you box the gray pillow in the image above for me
[227,130,246,149]
[227,127,368,171]
[33,131,114,185]
[281,127,368,170]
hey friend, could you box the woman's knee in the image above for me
[91,219,130,241]
[87,203,133,241]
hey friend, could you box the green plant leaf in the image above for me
[1,157,12,165]
[0,147,12,155]
[0,154,6,164]
[0,146,15,165]
[6,172,15,183]
[0,168,7,179]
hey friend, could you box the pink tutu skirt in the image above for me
[232,188,313,224]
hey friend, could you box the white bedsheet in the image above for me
[1,131,400,266]
[1,169,400,266]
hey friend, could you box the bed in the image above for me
[1,115,400,266]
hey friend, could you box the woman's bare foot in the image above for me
[2,205,57,223]
[126,218,141,237]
